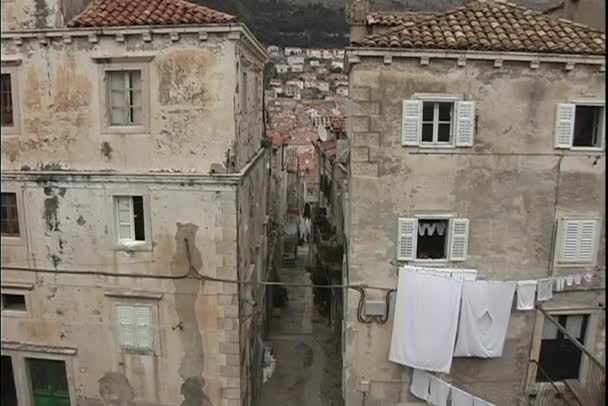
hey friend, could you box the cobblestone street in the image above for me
[256,245,343,406]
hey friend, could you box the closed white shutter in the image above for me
[116,305,135,348]
[557,218,598,264]
[449,218,469,261]
[397,218,417,261]
[554,103,575,148]
[133,306,153,349]
[402,100,422,146]
[455,101,475,146]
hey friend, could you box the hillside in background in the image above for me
[193,0,583,48]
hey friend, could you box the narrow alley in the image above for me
[256,245,343,406]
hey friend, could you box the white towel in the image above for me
[536,279,553,302]
[410,369,431,401]
[553,277,565,292]
[473,396,495,406]
[429,375,451,406]
[573,273,582,285]
[565,275,574,286]
[583,272,593,283]
[389,268,463,373]
[451,387,474,406]
[454,280,516,358]
[516,280,537,310]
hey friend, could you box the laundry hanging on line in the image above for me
[409,369,495,406]
[516,280,537,311]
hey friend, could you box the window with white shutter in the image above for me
[397,216,469,261]
[116,304,153,351]
[555,102,605,150]
[403,95,475,147]
[107,70,143,126]
[114,196,146,244]
[556,217,600,265]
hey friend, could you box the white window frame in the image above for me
[98,61,150,135]
[420,100,456,146]
[413,214,453,263]
[1,185,26,246]
[556,99,606,151]
[110,296,160,356]
[108,191,152,251]
[526,308,600,395]
[553,215,601,267]
[1,64,21,136]
[0,347,78,406]
[0,286,32,317]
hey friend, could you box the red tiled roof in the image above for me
[366,11,439,27]
[355,0,605,56]
[68,0,237,28]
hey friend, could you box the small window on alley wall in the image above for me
[421,101,454,144]
[1,73,13,128]
[1,192,20,237]
[107,70,143,126]
[416,219,449,260]
[573,105,604,148]
[114,196,146,243]
[1,293,26,312]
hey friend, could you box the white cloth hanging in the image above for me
[516,280,538,310]
[565,275,574,286]
[573,273,582,285]
[389,268,463,373]
[473,396,495,406]
[429,375,451,406]
[451,269,478,281]
[451,386,474,406]
[536,279,553,302]
[454,280,516,358]
[583,272,593,283]
[553,277,565,292]
[410,369,431,401]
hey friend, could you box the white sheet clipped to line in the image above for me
[450,269,478,281]
[430,375,451,406]
[516,280,537,310]
[451,386,474,406]
[410,369,431,401]
[389,267,463,373]
[454,280,516,358]
[536,278,553,302]
[473,396,496,406]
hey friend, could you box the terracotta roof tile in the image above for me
[68,0,237,28]
[357,0,605,56]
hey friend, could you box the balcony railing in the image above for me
[528,307,606,406]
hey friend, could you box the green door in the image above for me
[27,359,71,406]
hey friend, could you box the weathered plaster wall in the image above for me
[1,175,241,406]
[345,58,605,406]
[235,151,269,406]
[546,0,606,32]
[1,32,238,174]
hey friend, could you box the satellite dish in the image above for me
[318,125,328,141]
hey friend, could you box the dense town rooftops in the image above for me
[355,0,605,55]
[68,0,238,28]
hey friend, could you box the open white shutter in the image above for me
[133,306,153,349]
[554,103,575,148]
[116,305,135,348]
[402,100,422,146]
[577,219,598,263]
[455,101,475,146]
[449,218,469,261]
[397,218,417,261]
[557,219,580,263]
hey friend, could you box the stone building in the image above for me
[1,1,270,406]
[344,0,605,405]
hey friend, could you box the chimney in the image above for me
[348,0,369,44]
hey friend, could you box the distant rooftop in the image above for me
[356,0,605,55]
[68,0,237,28]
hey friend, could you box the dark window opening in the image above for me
[573,106,603,148]
[132,196,145,241]
[1,73,13,127]
[537,314,589,382]
[1,356,18,406]
[421,101,454,144]
[1,192,20,236]
[2,293,26,311]
[416,219,448,259]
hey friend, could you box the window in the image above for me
[1,293,26,311]
[402,97,475,147]
[555,217,600,265]
[116,304,153,352]
[114,196,145,244]
[1,73,13,127]
[397,217,469,261]
[422,102,454,144]
[1,192,20,237]
[555,103,605,149]
[537,314,589,381]
[27,358,71,405]
[107,70,143,126]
